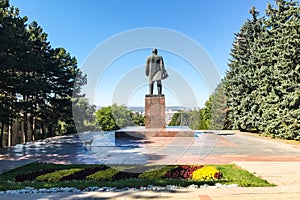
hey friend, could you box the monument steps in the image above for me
[115,126,195,138]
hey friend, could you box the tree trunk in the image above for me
[48,122,53,137]
[8,121,12,147]
[30,115,36,141]
[23,112,28,143]
[0,122,4,148]
[40,120,45,139]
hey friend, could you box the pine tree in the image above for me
[0,1,87,146]
[0,3,30,146]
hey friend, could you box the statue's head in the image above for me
[152,48,158,54]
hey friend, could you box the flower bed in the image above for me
[13,164,222,183]
[0,162,274,191]
[192,166,223,181]
[166,165,203,179]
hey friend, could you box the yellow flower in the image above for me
[192,166,220,181]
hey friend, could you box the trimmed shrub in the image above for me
[36,168,82,183]
[138,166,176,180]
[15,169,57,182]
[113,171,140,180]
[86,168,120,181]
[61,166,108,181]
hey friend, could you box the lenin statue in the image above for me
[145,48,168,95]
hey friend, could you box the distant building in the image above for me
[165,110,178,125]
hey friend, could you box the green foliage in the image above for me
[72,97,98,132]
[95,104,143,131]
[168,112,180,126]
[217,164,273,187]
[36,168,82,183]
[0,162,104,182]
[169,82,229,130]
[86,168,120,181]
[112,104,135,129]
[132,112,145,126]
[0,1,87,147]
[138,165,176,180]
[226,6,263,132]
[0,0,9,8]
[169,110,201,129]
[209,80,231,130]
[225,0,300,140]
[199,99,211,129]
[95,106,118,131]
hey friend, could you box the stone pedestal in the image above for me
[115,126,195,139]
[115,94,194,144]
[145,95,165,128]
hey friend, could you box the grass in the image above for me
[216,164,274,187]
[0,162,275,191]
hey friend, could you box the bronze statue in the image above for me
[145,48,168,95]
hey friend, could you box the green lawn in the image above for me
[0,162,274,191]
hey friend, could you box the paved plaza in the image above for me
[0,130,300,199]
[1,130,299,168]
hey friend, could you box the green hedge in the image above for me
[36,168,82,183]
[138,165,176,180]
[86,168,120,181]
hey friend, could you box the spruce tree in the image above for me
[259,0,300,139]
[209,79,230,130]
[226,0,300,140]
[226,7,263,131]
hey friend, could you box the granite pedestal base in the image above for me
[145,95,165,128]
[115,126,194,139]
[115,126,194,147]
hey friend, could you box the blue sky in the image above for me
[10,0,273,108]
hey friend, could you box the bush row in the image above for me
[15,165,223,183]
[36,168,82,183]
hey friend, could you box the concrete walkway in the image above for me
[0,131,300,199]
